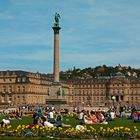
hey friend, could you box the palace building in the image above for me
[0,70,140,108]
[69,72,140,107]
[0,70,72,108]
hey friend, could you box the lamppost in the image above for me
[112,96,116,108]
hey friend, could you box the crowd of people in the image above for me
[78,109,115,125]
[0,105,140,130]
[32,108,71,128]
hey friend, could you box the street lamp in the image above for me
[112,96,116,108]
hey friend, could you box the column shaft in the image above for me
[54,32,59,82]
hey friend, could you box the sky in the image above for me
[0,0,140,73]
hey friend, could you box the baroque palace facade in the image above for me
[0,70,72,108]
[69,72,140,107]
[0,70,140,108]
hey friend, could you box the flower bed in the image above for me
[0,124,139,139]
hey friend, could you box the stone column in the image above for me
[52,26,61,83]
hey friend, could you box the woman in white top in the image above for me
[43,117,54,127]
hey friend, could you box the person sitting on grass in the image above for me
[96,110,108,124]
[43,117,54,127]
[110,109,115,120]
[0,116,10,127]
[75,122,86,132]
[78,110,84,120]
[48,109,54,123]
[89,111,100,124]
[33,111,38,125]
[37,117,43,127]
[104,110,112,121]
[83,111,93,124]
[133,110,139,123]
[53,115,71,127]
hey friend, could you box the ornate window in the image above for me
[23,96,26,101]
[17,77,21,82]
[18,86,20,92]
[8,95,12,103]
[22,77,26,82]
[9,86,12,93]
[2,94,5,103]
[23,86,25,92]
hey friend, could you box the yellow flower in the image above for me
[125,127,130,131]
[100,127,103,130]
[17,125,21,129]
[26,125,29,128]
[52,127,55,130]
[36,125,39,129]
[54,126,57,129]
[120,126,124,129]
[110,129,114,133]
[58,127,63,130]
[18,125,21,127]
[107,129,110,132]
[32,126,35,130]
[71,128,74,131]
[7,125,12,129]
[22,125,25,128]
[134,126,137,129]
[40,127,43,130]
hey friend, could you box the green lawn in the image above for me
[63,116,140,131]
[0,115,140,130]
[0,115,140,140]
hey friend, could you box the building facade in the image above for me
[0,70,140,108]
[70,72,140,107]
[0,70,72,108]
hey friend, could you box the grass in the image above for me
[0,115,140,140]
[10,116,33,128]
[9,116,140,134]
[1,114,140,130]
[63,116,140,130]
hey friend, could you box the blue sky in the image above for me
[0,0,140,73]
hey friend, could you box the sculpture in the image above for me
[54,12,60,26]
